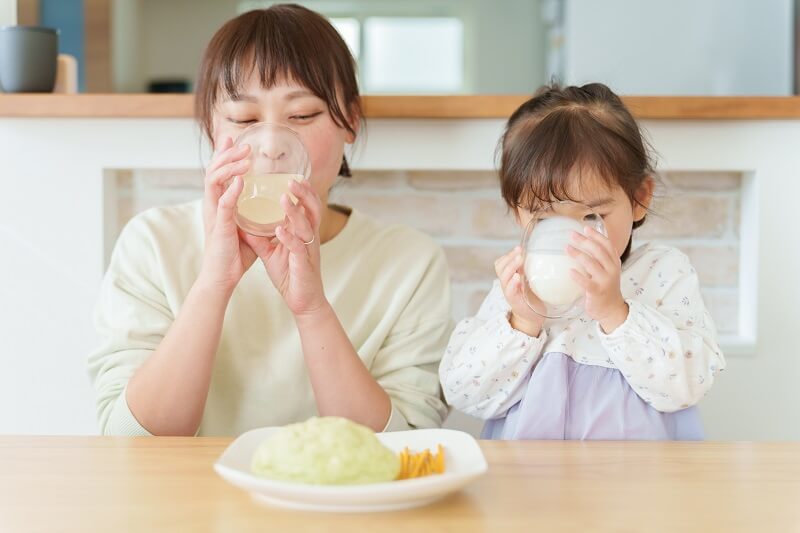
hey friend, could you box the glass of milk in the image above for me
[233,123,311,237]
[521,202,607,319]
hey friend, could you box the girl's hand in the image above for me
[495,246,545,337]
[198,137,265,293]
[567,227,629,333]
[254,179,328,317]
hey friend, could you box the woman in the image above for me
[88,5,451,436]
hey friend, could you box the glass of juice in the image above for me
[520,201,607,319]
[233,122,312,237]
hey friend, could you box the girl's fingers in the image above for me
[289,180,322,232]
[275,224,309,256]
[510,273,528,300]
[500,253,523,286]
[569,268,593,290]
[510,273,540,316]
[570,231,616,271]
[579,228,618,265]
[505,272,521,300]
[494,257,508,278]
[495,246,522,278]
[566,244,606,280]
[584,226,617,254]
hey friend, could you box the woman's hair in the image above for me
[499,82,656,260]
[194,4,361,177]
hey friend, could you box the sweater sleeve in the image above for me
[369,246,452,431]
[87,215,170,435]
[439,281,547,420]
[600,249,726,412]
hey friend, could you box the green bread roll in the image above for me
[251,417,401,485]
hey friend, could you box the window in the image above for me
[362,17,464,93]
[329,17,360,59]
[236,2,466,94]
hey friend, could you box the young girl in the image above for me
[88,5,451,436]
[440,83,725,440]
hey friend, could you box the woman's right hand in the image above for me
[198,137,256,293]
[495,246,545,337]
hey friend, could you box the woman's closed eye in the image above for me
[289,111,323,122]
[225,110,323,125]
[227,117,258,125]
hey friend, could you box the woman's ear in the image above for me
[633,176,656,222]
[345,105,361,144]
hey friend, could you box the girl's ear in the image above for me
[633,176,656,222]
[513,207,524,225]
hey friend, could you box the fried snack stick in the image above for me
[397,444,446,480]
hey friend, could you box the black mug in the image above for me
[0,26,59,93]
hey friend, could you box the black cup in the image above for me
[0,26,59,93]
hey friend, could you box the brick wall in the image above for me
[111,169,741,335]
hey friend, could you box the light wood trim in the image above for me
[2,94,800,119]
[16,0,39,26]
[622,96,800,119]
[362,95,528,118]
[1,437,799,532]
[0,94,194,117]
[83,0,112,93]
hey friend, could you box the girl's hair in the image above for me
[194,4,361,177]
[499,82,655,260]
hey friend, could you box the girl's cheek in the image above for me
[614,229,632,257]
[602,217,628,257]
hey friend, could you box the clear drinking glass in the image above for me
[233,122,312,237]
[521,201,608,319]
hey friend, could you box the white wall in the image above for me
[563,0,794,95]
[1,115,799,439]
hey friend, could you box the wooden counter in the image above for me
[2,94,800,119]
[1,436,798,532]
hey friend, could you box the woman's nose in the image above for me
[259,141,287,160]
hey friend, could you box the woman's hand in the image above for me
[567,227,629,333]
[198,137,260,293]
[255,179,328,316]
[495,246,545,337]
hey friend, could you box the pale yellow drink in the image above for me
[236,173,304,226]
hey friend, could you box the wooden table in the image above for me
[1,437,798,532]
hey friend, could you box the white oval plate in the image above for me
[214,427,488,513]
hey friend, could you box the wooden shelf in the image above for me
[2,94,800,119]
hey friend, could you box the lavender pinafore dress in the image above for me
[481,352,703,440]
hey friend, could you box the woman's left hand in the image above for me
[244,179,328,316]
[566,227,629,333]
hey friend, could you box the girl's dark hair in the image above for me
[499,82,655,261]
[194,4,361,177]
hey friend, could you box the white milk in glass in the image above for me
[524,252,586,306]
[524,216,588,307]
